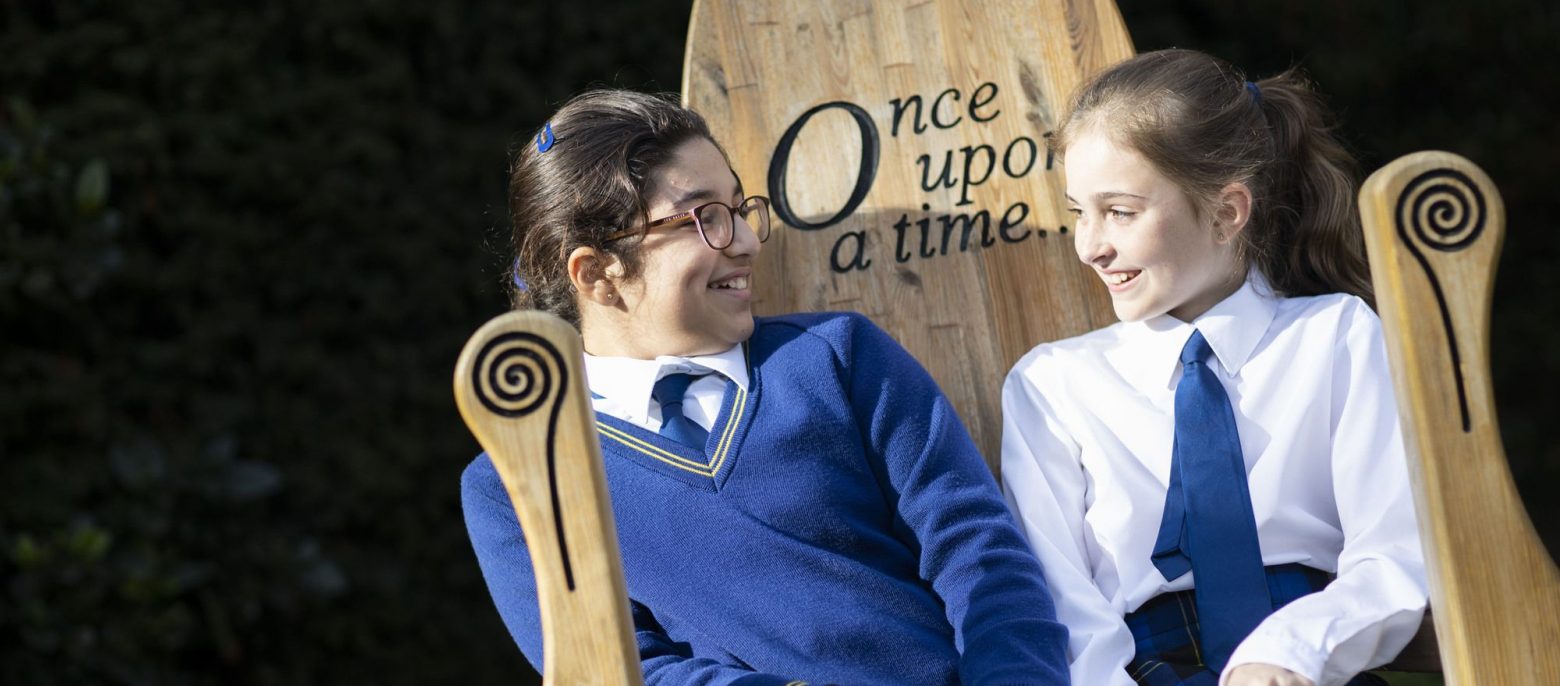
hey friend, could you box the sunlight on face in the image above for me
[1064,128,1242,323]
[608,137,763,357]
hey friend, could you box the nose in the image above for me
[1073,214,1113,267]
[725,213,762,258]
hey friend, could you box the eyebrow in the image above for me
[1065,191,1148,204]
[669,171,744,208]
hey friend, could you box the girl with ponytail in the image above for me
[1001,49,1428,686]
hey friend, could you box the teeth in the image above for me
[1105,271,1139,285]
[712,276,749,290]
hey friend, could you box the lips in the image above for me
[1100,269,1141,292]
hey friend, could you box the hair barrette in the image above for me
[536,122,556,153]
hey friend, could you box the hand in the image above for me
[1225,663,1314,686]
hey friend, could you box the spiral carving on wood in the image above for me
[471,332,577,589]
[472,332,562,418]
[1395,169,1487,432]
[1400,169,1486,253]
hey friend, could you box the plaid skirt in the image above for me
[1123,563,1388,686]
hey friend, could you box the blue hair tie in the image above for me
[1245,81,1262,105]
[512,259,528,291]
[536,122,556,153]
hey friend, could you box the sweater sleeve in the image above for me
[460,456,804,686]
[1221,300,1428,686]
[841,314,1071,684]
[633,602,817,686]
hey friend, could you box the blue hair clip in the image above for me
[536,122,556,153]
[1245,81,1262,105]
[512,259,528,291]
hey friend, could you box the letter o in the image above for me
[768,101,881,231]
[1003,136,1038,178]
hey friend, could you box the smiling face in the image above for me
[597,137,761,358]
[1064,127,1243,323]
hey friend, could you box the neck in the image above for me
[581,321,655,359]
[1169,269,1246,323]
[580,312,728,360]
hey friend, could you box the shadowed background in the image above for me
[1,1,1553,683]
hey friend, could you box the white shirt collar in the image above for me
[582,344,749,424]
[1105,272,1280,391]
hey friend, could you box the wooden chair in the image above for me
[453,1,1558,682]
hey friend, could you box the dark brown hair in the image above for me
[507,89,721,324]
[1056,49,1373,303]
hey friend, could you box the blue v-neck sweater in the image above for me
[462,312,1068,685]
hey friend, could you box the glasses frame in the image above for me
[603,195,772,250]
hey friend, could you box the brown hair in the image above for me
[507,89,721,324]
[1056,49,1373,303]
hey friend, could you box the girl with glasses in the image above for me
[461,89,1069,685]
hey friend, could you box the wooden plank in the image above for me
[453,311,642,686]
[684,0,1132,469]
[1360,151,1560,684]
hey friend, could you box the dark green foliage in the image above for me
[2,1,689,683]
[0,1,1554,684]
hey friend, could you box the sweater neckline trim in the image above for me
[594,345,758,489]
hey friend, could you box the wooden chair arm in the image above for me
[454,311,643,686]
[1360,151,1560,683]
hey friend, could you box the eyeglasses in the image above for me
[604,195,772,250]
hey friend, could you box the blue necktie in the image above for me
[1151,330,1272,671]
[651,372,710,451]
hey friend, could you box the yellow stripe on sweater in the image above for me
[597,385,747,478]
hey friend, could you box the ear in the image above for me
[567,246,621,306]
[1213,182,1254,244]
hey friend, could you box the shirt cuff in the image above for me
[1219,631,1328,686]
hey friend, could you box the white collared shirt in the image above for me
[583,344,749,433]
[1001,276,1427,686]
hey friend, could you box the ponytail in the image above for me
[1057,50,1372,303]
[1250,70,1373,304]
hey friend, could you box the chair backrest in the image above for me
[683,0,1134,469]
[1360,151,1560,683]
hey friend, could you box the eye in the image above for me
[1108,208,1137,221]
[1066,207,1083,217]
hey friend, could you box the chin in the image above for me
[1111,301,1149,323]
[726,316,755,344]
[687,317,754,354]
[1110,287,1177,323]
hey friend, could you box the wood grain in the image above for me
[453,311,642,686]
[1360,151,1560,684]
[684,0,1133,470]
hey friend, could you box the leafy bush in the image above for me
[2,1,687,683]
